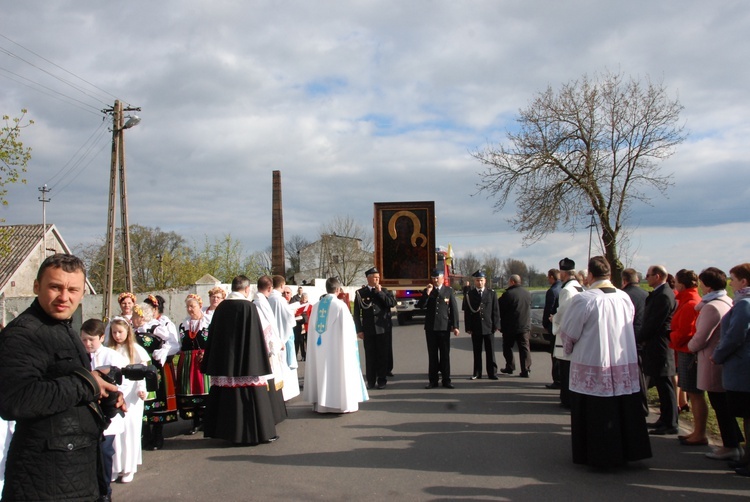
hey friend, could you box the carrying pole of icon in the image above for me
[102,99,141,320]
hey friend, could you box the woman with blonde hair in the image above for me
[203,287,226,323]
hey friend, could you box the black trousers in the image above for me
[363,331,390,387]
[471,332,497,377]
[707,391,744,447]
[559,359,571,407]
[501,331,531,372]
[426,330,451,384]
[646,374,677,428]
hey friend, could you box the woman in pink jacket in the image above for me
[688,267,744,460]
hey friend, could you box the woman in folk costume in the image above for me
[104,292,137,343]
[177,294,211,435]
[202,286,226,323]
[132,302,178,450]
[303,277,369,413]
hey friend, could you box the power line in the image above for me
[45,119,109,187]
[0,33,119,107]
[0,66,103,116]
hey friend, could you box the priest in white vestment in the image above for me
[303,277,369,413]
[255,277,300,401]
[559,256,651,469]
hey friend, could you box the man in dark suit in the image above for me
[353,267,396,390]
[463,270,500,380]
[621,268,650,417]
[639,265,678,435]
[543,268,562,389]
[498,274,532,377]
[417,268,460,389]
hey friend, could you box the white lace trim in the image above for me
[211,375,268,388]
[569,362,641,397]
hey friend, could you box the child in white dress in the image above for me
[107,317,150,484]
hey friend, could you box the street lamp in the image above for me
[102,100,141,320]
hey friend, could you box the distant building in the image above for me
[295,234,373,286]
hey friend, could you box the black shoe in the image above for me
[646,421,665,429]
[500,368,513,375]
[262,435,279,443]
[387,372,394,377]
[469,375,480,380]
[728,459,749,469]
[488,375,499,380]
[442,383,455,389]
[649,426,679,435]
[376,382,386,389]
[519,371,530,378]
[425,383,438,389]
[546,382,561,389]
[734,467,750,477]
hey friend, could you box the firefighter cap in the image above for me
[365,267,379,276]
[471,270,486,278]
[431,267,444,277]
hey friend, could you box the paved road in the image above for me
[113,322,749,501]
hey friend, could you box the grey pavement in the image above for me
[112,322,750,501]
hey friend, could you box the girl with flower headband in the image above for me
[177,294,211,435]
[107,317,149,483]
[131,302,178,450]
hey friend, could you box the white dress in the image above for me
[113,344,150,476]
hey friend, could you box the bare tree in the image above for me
[314,215,373,286]
[503,258,528,285]
[456,252,481,278]
[285,234,311,276]
[483,253,503,288]
[474,71,685,284]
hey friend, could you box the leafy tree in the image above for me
[474,71,685,284]
[0,110,33,256]
[193,234,246,283]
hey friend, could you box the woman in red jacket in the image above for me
[670,269,705,445]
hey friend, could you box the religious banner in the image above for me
[373,201,436,288]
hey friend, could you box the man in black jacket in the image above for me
[463,270,500,380]
[0,254,123,502]
[417,268,460,389]
[621,268,650,416]
[498,274,532,377]
[353,267,396,389]
[543,269,562,388]
[639,265,678,435]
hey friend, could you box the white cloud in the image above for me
[1,0,749,276]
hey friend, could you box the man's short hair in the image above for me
[36,253,86,282]
[588,256,611,279]
[257,275,273,292]
[272,275,286,289]
[548,269,560,280]
[326,277,341,294]
[699,267,727,291]
[231,275,251,292]
[622,268,640,284]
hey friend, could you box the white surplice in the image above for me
[254,293,300,401]
[302,294,369,413]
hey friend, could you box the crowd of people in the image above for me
[0,252,749,500]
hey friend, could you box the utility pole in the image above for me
[102,100,141,320]
[38,184,50,262]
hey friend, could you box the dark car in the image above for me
[529,290,551,347]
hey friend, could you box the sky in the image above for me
[1,1,749,278]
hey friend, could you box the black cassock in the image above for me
[201,299,286,445]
